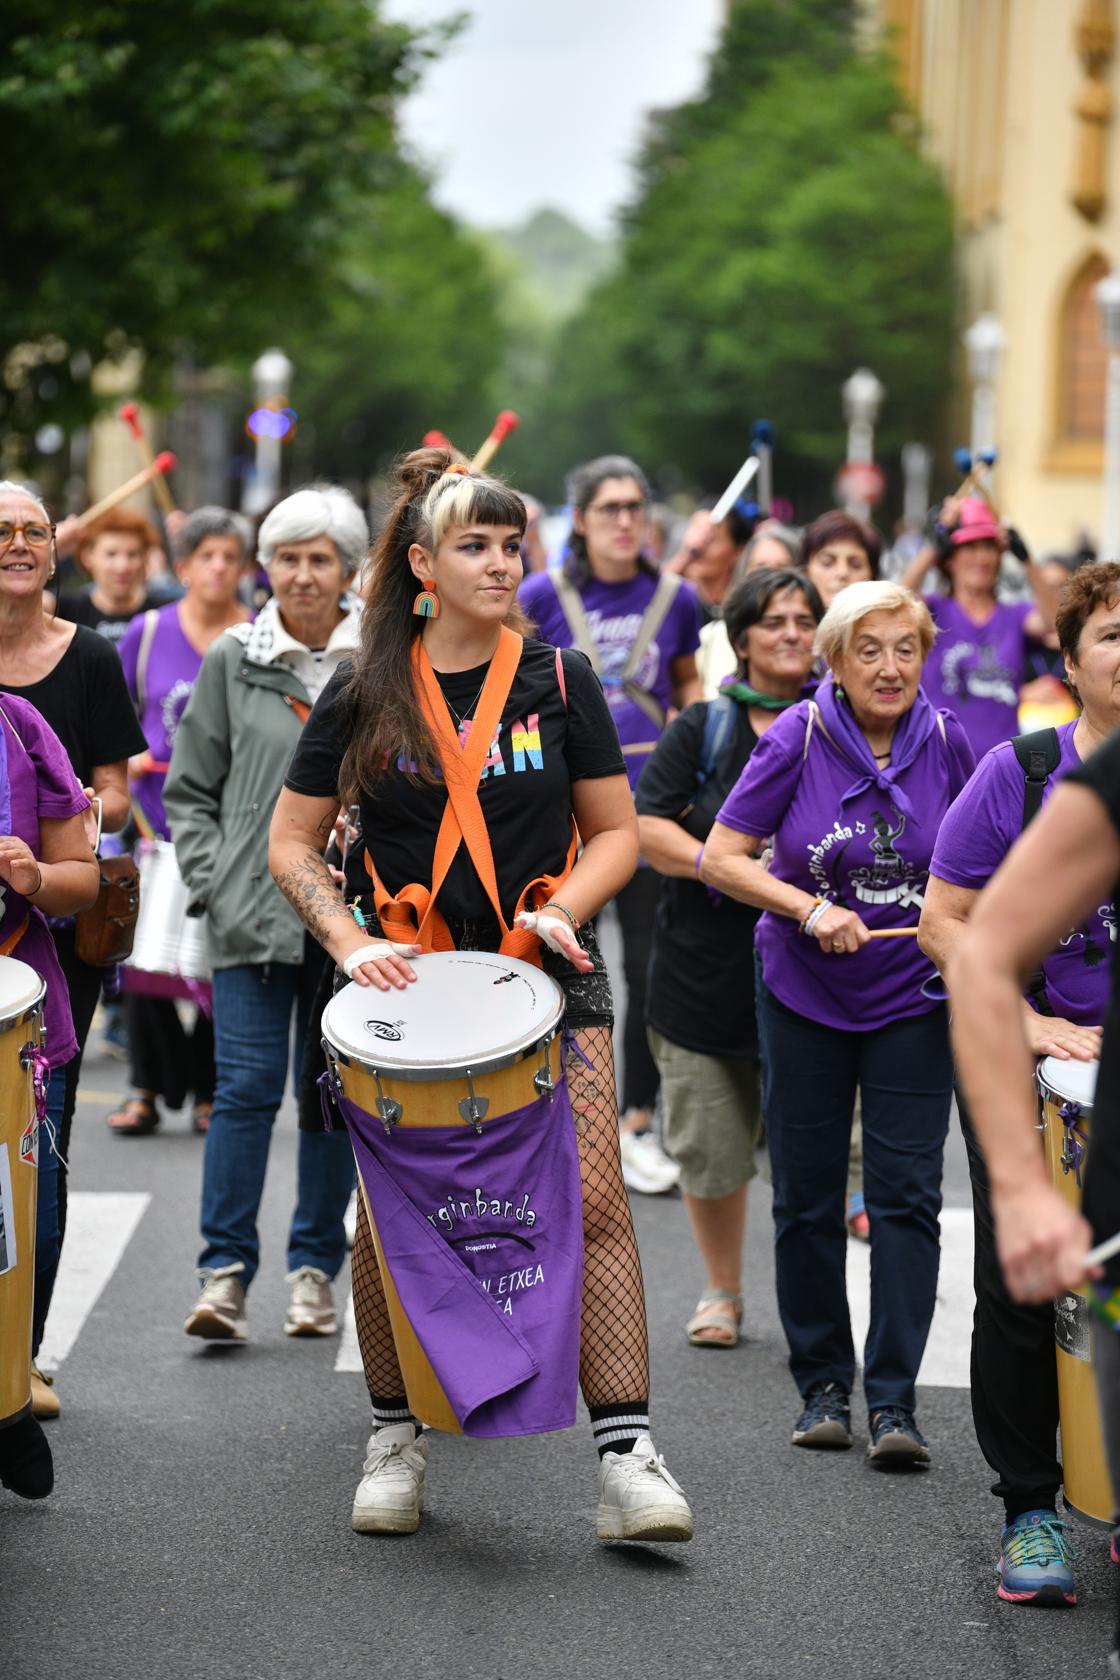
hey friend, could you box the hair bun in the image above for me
[397,445,469,498]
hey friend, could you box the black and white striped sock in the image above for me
[370,1395,418,1433]
[589,1402,651,1459]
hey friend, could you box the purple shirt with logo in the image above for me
[716,686,975,1031]
[519,570,701,788]
[930,721,1113,1025]
[119,605,204,839]
[0,695,88,1066]
[921,596,1034,760]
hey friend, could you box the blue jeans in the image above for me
[199,960,354,1288]
[31,1062,69,1358]
[755,969,952,1413]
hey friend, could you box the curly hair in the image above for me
[339,448,529,797]
[1056,562,1120,704]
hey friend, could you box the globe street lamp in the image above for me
[243,347,293,516]
[963,312,1006,458]
[1096,273,1120,561]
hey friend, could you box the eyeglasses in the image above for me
[0,521,54,552]
[586,499,646,522]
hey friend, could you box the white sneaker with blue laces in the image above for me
[596,1435,694,1542]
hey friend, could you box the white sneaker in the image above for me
[343,1190,358,1250]
[184,1264,247,1341]
[597,1435,694,1542]
[618,1130,680,1195]
[351,1423,429,1535]
[284,1266,338,1336]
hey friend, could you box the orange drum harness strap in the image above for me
[0,915,30,958]
[367,628,577,967]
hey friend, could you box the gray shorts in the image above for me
[648,1028,764,1199]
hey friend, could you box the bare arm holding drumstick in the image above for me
[950,782,1120,1304]
[700,820,871,954]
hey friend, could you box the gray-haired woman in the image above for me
[164,484,368,1345]
[107,507,252,1136]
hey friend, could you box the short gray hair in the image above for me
[814,579,936,664]
[0,479,49,519]
[258,484,370,576]
[174,505,253,563]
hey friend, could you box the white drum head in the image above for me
[322,951,564,1079]
[0,954,45,1023]
[1039,1056,1098,1107]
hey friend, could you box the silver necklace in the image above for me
[443,674,488,732]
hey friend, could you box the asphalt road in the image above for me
[4,951,1117,1680]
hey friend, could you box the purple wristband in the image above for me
[694,846,705,879]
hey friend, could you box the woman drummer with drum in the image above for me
[920,560,1120,1607]
[270,449,694,1544]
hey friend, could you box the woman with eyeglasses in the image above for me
[520,457,703,1194]
[0,480,147,1418]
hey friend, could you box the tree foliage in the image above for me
[522,0,954,511]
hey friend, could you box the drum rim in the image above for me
[0,967,46,1033]
[1037,1055,1098,1106]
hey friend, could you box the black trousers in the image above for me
[127,992,215,1107]
[612,868,661,1116]
[48,926,103,1272]
[959,1090,1062,1517]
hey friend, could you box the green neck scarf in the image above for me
[721,681,801,712]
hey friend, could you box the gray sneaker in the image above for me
[284,1266,338,1337]
[184,1265,247,1341]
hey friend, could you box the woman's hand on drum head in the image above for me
[342,940,423,992]
[994,1178,1094,1304]
[516,911,593,973]
[811,904,870,955]
[1024,1011,1102,1063]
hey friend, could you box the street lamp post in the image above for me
[242,347,293,516]
[963,312,1006,459]
[841,368,885,519]
[1096,273,1120,561]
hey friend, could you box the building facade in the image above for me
[877,0,1120,551]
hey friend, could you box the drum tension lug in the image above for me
[372,1070,403,1135]
[533,1057,556,1101]
[459,1069,489,1133]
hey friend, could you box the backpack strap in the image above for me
[554,645,567,710]
[1012,727,1062,829]
[550,573,600,672]
[134,607,160,719]
[695,694,737,792]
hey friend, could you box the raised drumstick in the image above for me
[119,403,177,517]
[423,429,456,450]
[75,453,177,529]
[711,454,761,524]
[470,410,520,473]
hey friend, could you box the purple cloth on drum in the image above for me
[338,1082,584,1437]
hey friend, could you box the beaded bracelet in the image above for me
[546,902,581,934]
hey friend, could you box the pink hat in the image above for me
[950,496,1001,547]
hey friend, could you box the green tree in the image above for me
[534,1,953,513]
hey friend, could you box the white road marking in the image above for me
[335,1289,362,1372]
[38,1191,150,1370]
[846,1206,975,1389]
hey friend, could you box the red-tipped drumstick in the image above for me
[470,410,520,473]
[119,403,177,517]
[76,452,177,528]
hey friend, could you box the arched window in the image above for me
[1059,254,1109,442]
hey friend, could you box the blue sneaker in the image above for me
[996,1510,1076,1606]
[792,1381,852,1450]
[866,1406,931,1467]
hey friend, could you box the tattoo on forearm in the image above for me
[274,850,350,945]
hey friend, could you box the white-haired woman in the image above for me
[702,582,975,1465]
[164,485,368,1344]
[109,507,252,1137]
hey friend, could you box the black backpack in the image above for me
[1012,726,1063,1013]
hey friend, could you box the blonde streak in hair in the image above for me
[424,473,496,552]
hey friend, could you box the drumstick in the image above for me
[866,927,921,939]
[1085,1231,1120,1269]
[470,410,519,473]
[423,429,457,451]
[119,404,177,516]
[711,455,760,524]
[75,453,177,529]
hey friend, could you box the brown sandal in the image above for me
[106,1095,160,1137]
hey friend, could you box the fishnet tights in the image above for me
[349,1024,650,1408]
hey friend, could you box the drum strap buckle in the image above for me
[459,1069,489,1133]
[371,1070,403,1136]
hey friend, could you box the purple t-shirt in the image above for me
[930,721,1114,1025]
[716,696,975,1031]
[0,695,89,1066]
[519,570,701,789]
[119,605,204,839]
[921,596,1034,760]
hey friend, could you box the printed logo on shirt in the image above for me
[940,642,1018,709]
[160,678,194,755]
[388,716,545,780]
[1057,902,1116,966]
[585,610,661,700]
[806,810,927,910]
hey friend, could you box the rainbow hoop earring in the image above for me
[412,581,440,620]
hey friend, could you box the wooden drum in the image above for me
[0,955,46,1429]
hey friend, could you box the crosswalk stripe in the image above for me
[846,1206,975,1389]
[38,1191,150,1371]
